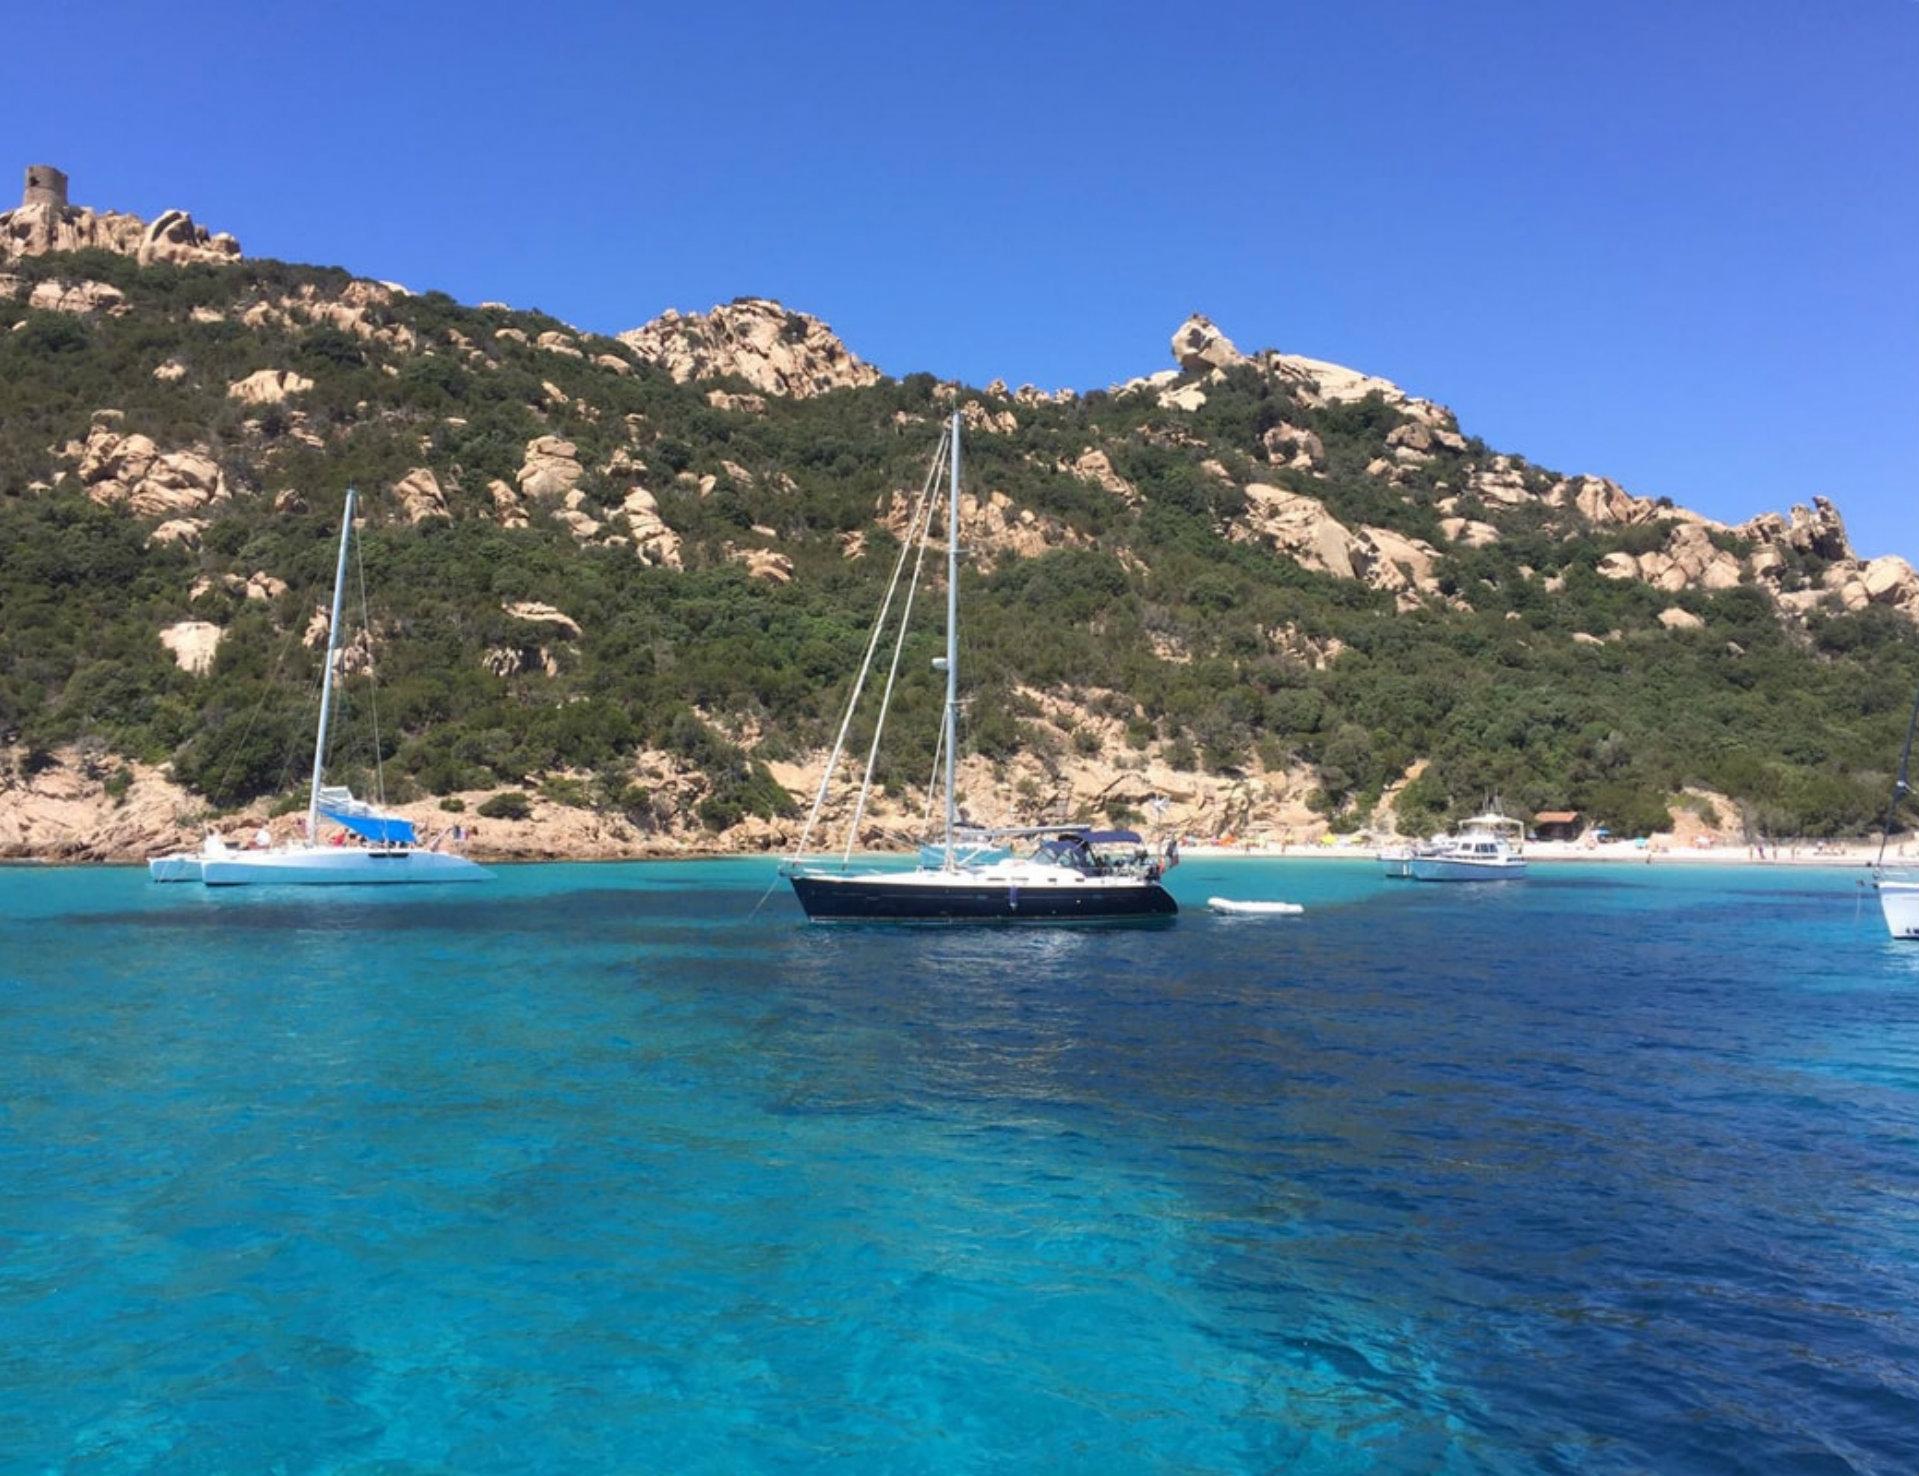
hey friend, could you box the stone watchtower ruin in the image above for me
[23,164,69,210]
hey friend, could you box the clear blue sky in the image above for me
[6,1,1916,558]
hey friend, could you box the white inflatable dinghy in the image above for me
[1208,897,1305,916]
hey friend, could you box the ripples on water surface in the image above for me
[2,860,1917,1472]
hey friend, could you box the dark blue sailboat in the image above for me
[787,415,1176,923]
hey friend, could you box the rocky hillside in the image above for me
[3,167,1916,859]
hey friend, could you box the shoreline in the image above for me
[4,845,1899,873]
[1174,842,1887,870]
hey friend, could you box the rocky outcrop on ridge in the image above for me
[618,297,880,399]
[1,169,239,267]
[237,280,417,354]
[57,412,232,526]
[159,621,224,675]
[0,275,130,314]
[511,435,681,565]
[881,486,1088,571]
[620,488,683,568]
[1061,447,1141,504]
[517,435,585,501]
[391,467,451,524]
[1231,483,1443,608]
[1171,314,1245,373]
[1597,524,1745,593]
[1137,314,1471,440]
[1559,486,1919,617]
[226,368,313,405]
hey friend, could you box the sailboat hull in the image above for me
[202,848,487,886]
[790,871,1176,922]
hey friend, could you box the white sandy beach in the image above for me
[1175,839,1899,869]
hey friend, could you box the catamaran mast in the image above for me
[943,410,961,870]
[307,487,356,843]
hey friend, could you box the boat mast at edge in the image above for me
[307,487,356,843]
[943,411,960,871]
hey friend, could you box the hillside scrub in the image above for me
[3,250,1916,840]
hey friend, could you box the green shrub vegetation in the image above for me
[1,247,1914,838]
[476,791,531,821]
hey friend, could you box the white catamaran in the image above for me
[149,489,486,887]
[786,413,1176,922]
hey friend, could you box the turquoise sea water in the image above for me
[2,859,1917,1473]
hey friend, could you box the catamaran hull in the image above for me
[1407,857,1527,882]
[201,849,487,886]
[790,874,1176,922]
[1879,882,1919,940]
[147,855,204,882]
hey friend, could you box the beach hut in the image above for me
[1532,810,1584,842]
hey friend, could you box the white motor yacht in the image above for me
[1405,811,1528,882]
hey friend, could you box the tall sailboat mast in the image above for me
[942,411,961,870]
[307,487,356,842]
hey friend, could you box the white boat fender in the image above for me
[1208,897,1305,916]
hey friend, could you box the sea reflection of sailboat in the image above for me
[786,413,1176,923]
[151,489,486,888]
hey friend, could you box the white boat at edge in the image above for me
[149,488,485,889]
[147,853,204,882]
[148,833,230,882]
[1878,878,1919,939]
[1871,684,1919,938]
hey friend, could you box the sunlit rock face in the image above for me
[618,297,880,399]
[1,165,240,266]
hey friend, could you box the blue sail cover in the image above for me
[319,804,416,845]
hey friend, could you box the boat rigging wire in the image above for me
[352,520,389,814]
[842,459,941,861]
[787,426,949,864]
[752,427,950,917]
[1875,681,1919,868]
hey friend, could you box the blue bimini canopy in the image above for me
[1080,829,1143,845]
[321,804,416,846]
